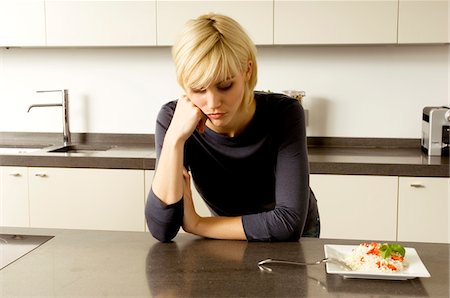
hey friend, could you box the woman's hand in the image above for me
[167,95,207,143]
[182,169,202,234]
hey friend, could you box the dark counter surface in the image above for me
[0,133,448,177]
[0,227,448,297]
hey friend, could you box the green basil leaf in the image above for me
[389,244,406,257]
[379,244,391,259]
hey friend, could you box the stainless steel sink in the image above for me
[0,145,47,155]
[46,144,112,153]
[0,234,54,270]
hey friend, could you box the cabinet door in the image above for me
[156,0,273,46]
[274,0,398,44]
[0,1,46,47]
[398,0,449,44]
[0,167,29,227]
[45,1,157,46]
[398,177,449,243]
[29,168,145,231]
[310,174,398,241]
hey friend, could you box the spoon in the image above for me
[258,257,352,272]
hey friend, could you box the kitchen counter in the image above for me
[0,133,448,177]
[0,227,448,297]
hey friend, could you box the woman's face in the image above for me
[186,64,252,136]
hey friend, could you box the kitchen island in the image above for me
[0,227,448,297]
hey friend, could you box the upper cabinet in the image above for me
[46,0,157,46]
[1,1,448,47]
[0,0,46,47]
[274,0,398,45]
[156,0,273,46]
[398,0,449,44]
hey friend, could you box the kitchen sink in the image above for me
[0,145,46,155]
[0,234,54,270]
[46,144,112,153]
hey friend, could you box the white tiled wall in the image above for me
[0,45,448,138]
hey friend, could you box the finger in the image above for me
[197,113,207,134]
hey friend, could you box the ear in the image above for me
[245,60,253,81]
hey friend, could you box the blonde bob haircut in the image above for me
[172,13,258,106]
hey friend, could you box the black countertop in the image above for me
[0,227,448,297]
[0,133,448,177]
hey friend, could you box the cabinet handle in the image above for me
[35,173,48,178]
[410,183,425,188]
[8,173,21,177]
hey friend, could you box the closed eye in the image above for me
[217,83,233,91]
[191,88,206,94]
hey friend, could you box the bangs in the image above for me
[182,40,242,90]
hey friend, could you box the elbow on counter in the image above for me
[267,207,304,242]
[270,223,302,242]
[145,188,184,243]
[146,214,180,243]
[244,208,303,242]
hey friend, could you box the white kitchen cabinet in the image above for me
[310,174,398,241]
[0,1,46,47]
[0,167,30,227]
[28,167,145,231]
[45,0,157,46]
[398,177,449,243]
[398,0,449,44]
[156,0,273,46]
[274,0,398,45]
[144,170,154,204]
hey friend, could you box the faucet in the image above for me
[28,89,71,146]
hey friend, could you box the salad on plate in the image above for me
[344,242,407,272]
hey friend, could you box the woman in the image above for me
[146,13,319,242]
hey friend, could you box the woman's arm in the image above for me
[152,96,206,205]
[181,169,246,240]
[241,100,310,241]
[146,97,206,242]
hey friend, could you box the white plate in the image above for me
[324,244,431,280]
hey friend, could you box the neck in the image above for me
[208,98,256,138]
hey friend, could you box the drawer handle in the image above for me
[35,173,48,178]
[410,183,425,188]
[8,173,21,177]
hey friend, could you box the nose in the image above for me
[205,89,221,110]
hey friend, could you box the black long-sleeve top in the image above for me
[146,91,318,242]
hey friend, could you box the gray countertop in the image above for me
[0,227,448,297]
[0,133,448,177]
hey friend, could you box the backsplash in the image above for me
[0,45,448,138]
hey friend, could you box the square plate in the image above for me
[324,244,431,280]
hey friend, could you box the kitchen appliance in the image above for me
[421,106,450,156]
[282,90,306,104]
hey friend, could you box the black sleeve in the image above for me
[145,101,184,242]
[242,101,310,241]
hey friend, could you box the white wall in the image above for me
[0,45,448,138]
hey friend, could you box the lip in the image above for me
[207,113,225,120]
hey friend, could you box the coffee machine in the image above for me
[421,106,450,156]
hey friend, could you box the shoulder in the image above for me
[156,99,178,127]
[254,91,304,118]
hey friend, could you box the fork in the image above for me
[258,257,352,272]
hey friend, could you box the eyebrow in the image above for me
[189,76,235,91]
[216,76,235,85]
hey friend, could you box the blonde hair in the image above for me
[172,13,258,106]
